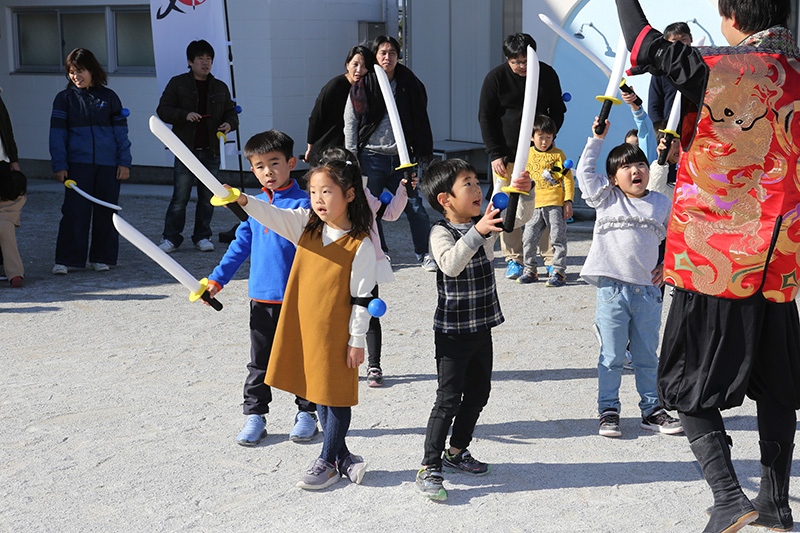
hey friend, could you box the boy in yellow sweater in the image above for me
[519,114,573,286]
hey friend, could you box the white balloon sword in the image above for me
[501,45,538,232]
[64,180,122,210]
[149,115,247,221]
[373,64,414,194]
[112,213,223,311]
[594,32,629,134]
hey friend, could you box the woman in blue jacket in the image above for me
[50,48,131,275]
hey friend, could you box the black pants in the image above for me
[422,330,493,467]
[243,301,315,415]
[367,285,382,368]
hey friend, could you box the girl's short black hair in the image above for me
[606,143,649,177]
[304,147,372,239]
[421,158,477,216]
[65,48,107,87]
[718,0,790,34]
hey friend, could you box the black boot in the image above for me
[751,441,794,531]
[689,431,758,533]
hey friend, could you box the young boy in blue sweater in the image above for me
[205,130,317,446]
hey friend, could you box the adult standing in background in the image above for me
[344,35,436,271]
[157,39,238,254]
[479,33,566,280]
[0,91,24,287]
[50,48,131,276]
[304,45,374,167]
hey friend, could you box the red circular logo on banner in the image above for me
[178,0,206,5]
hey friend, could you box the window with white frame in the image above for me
[13,6,155,75]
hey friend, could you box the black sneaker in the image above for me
[599,410,622,437]
[641,408,683,435]
[367,367,383,387]
[442,448,490,475]
[416,466,447,501]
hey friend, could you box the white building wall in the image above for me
[0,0,387,172]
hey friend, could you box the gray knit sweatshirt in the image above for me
[577,137,670,287]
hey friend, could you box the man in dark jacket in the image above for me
[157,39,238,253]
[479,33,566,280]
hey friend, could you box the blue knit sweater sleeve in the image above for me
[208,219,253,287]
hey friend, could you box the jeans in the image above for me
[595,277,662,417]
[522,205,567,273]
[162,150,218,247]
[359,151,430,255]
[422,330,493,467]
[55,163,120,267]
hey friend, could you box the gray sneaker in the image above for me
[416,466,447,501]
[158,239,177,253]
[418,253,437,272]
[195,238,215,252]
[296,458,341,490]
[599,410,622,437]
[641,408,684,435]
[338,453,367,484]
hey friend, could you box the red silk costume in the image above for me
[663,47,800,302]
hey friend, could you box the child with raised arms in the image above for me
[576,117,682,439]
[225,148,376,491]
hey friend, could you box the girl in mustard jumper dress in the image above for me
[231,149,376,491]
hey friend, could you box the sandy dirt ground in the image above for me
[0,179,791,532]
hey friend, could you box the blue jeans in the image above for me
[162,150,219,247]
[595,277,662,417]
[359,151,430,255]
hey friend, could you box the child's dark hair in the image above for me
[65,48,107,87]
[663,22,692,41]
[422,158,477,216]
[186,39,215,62]
[0,162,26,201]
[503,33,537,58]
[718,0,790,34]
[625,128,639,140]
[304,147,372,239]
[606,143,649,177]
[533,114,557,136]
[243,130,294,161]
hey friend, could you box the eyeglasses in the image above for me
[509,59,527,67]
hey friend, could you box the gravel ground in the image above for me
[0,179,788,533]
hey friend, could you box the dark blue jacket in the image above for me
[49,85,131,172]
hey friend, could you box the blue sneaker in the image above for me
[545,265,554,276]
[505,259,523,280]
[236,414,266,446]
[545,272,566,287]
[290,411,319,442]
